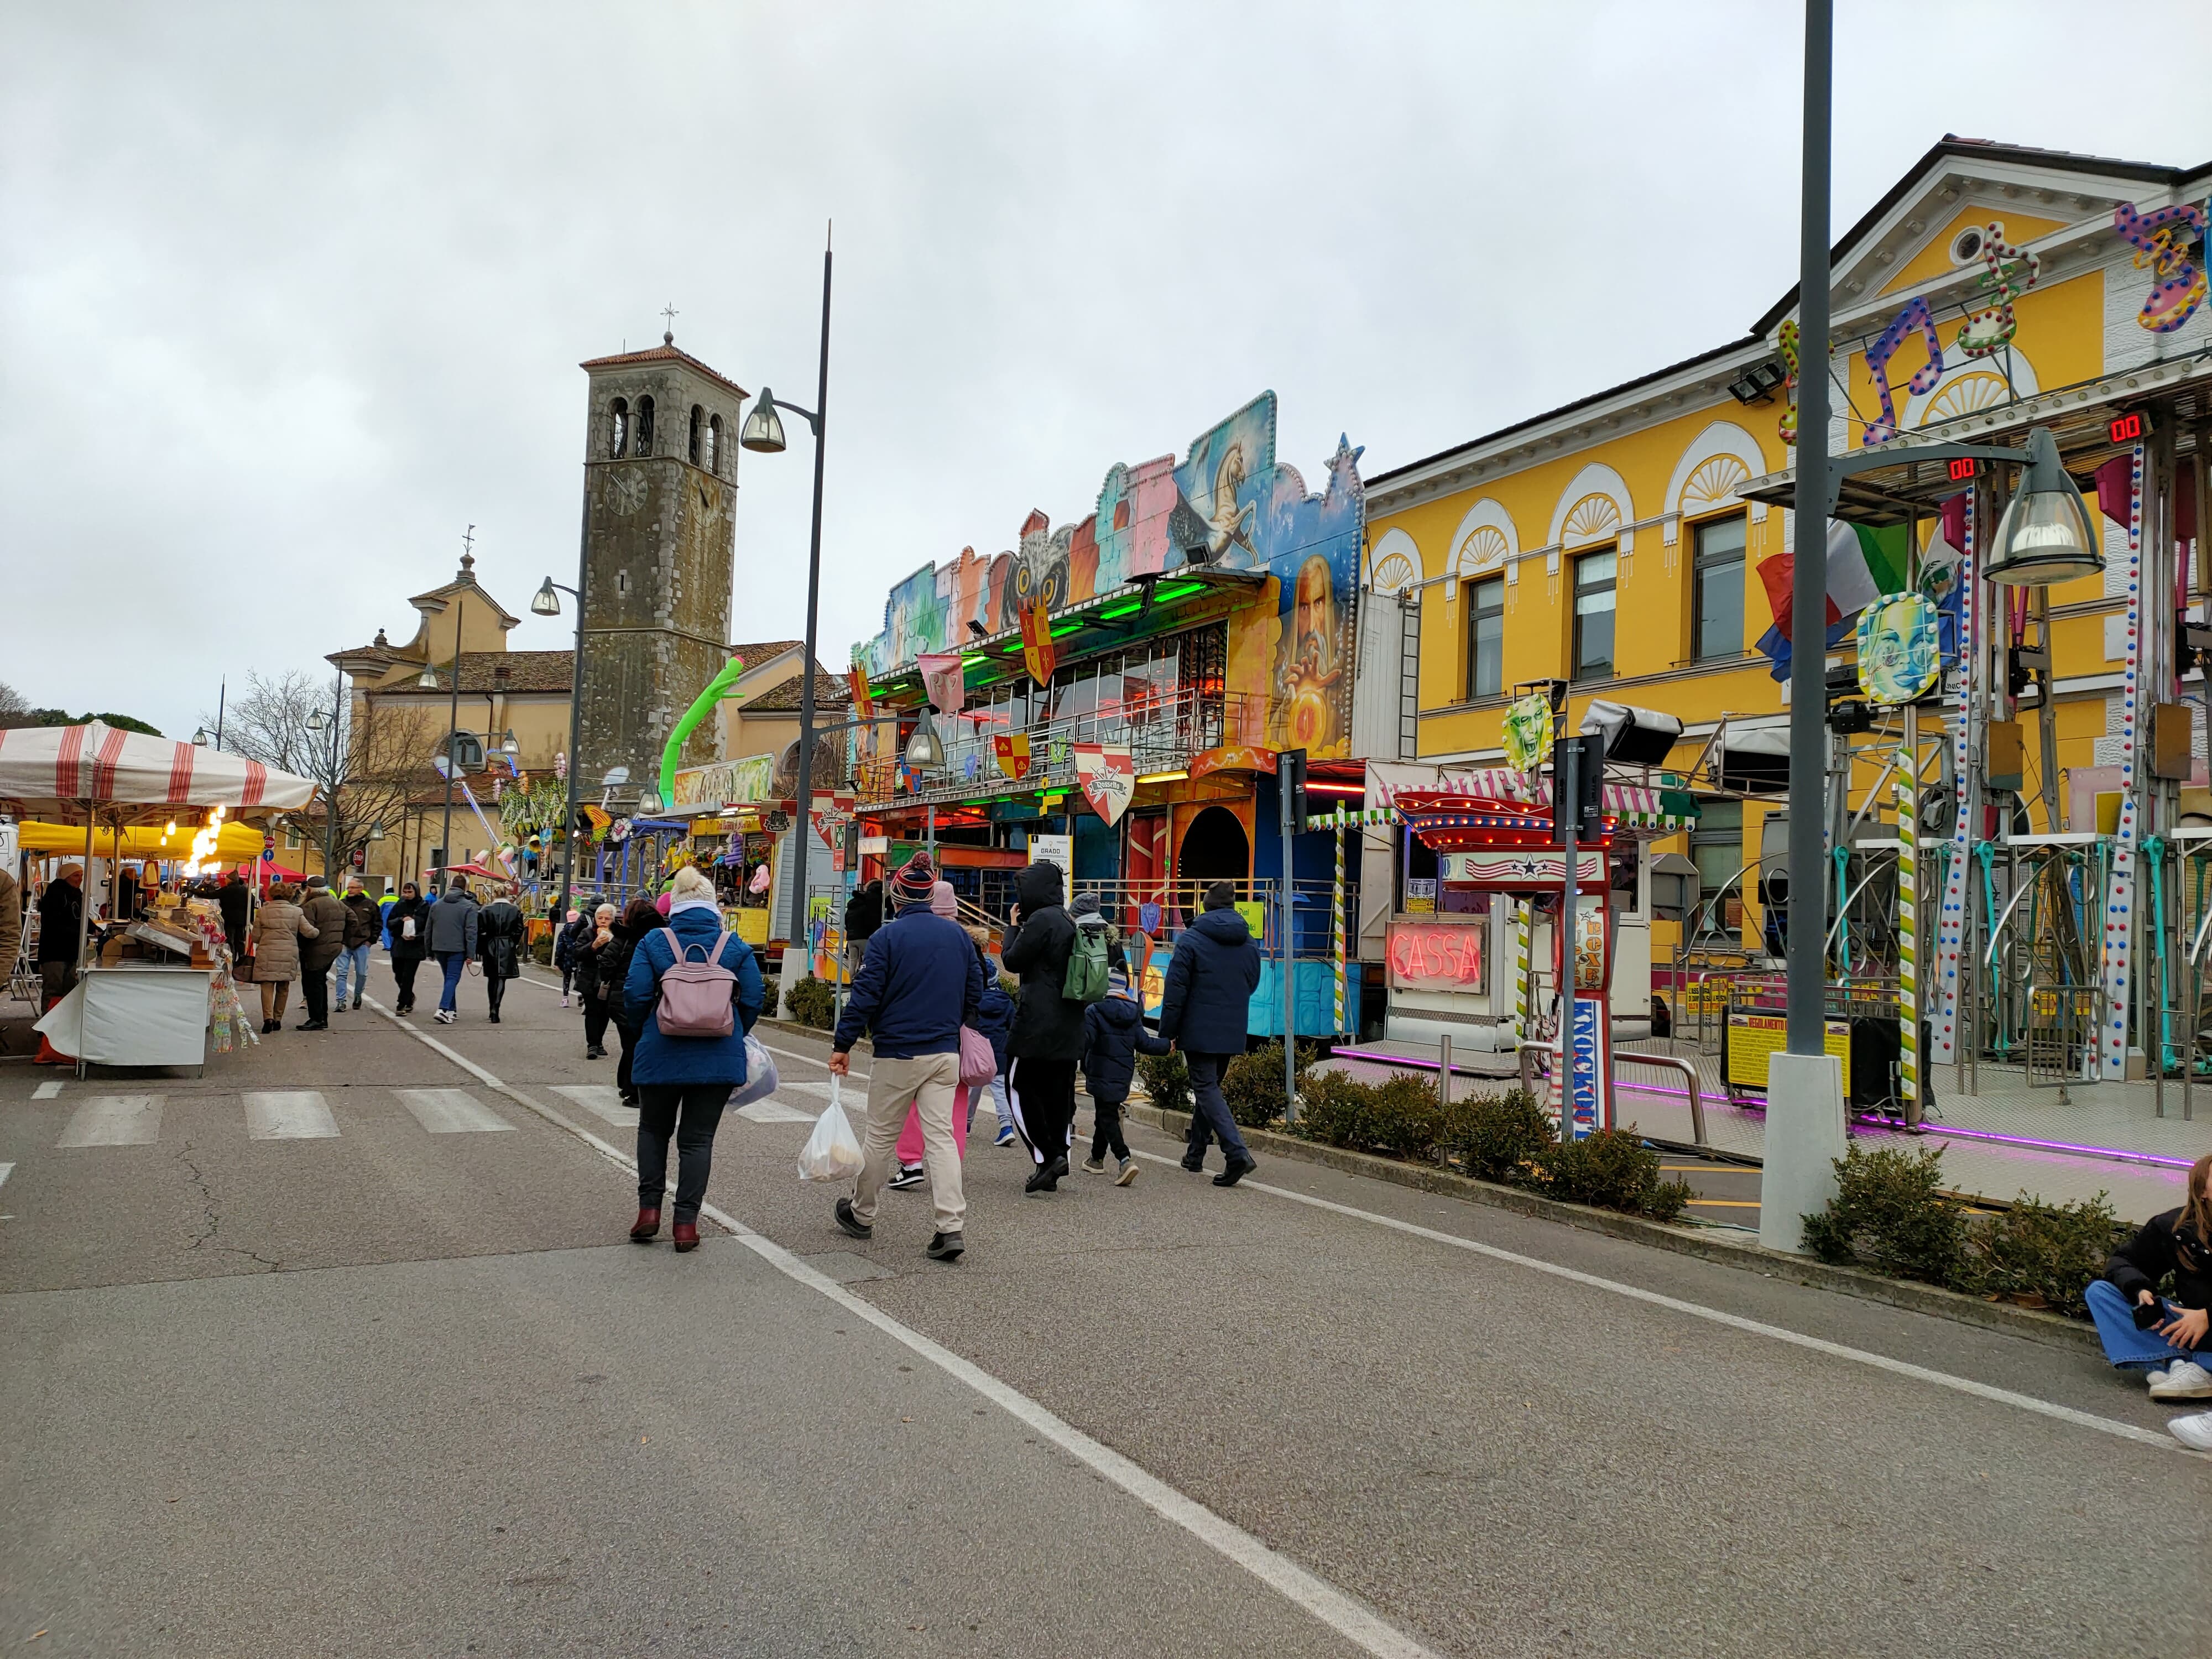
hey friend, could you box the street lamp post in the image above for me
[532,575,586,919]
[741,224,834,1005]
[305,672,343,881]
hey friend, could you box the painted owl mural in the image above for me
[849,392,1365,760]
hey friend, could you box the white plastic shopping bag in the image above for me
[728,1033,780,1110]
[797,1074,864,1182]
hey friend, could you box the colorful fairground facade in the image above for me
[1358,137,2211,1170]
[846,392,1376,1036]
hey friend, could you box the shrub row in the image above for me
[786,975,837,1031]
[1802,1142,2130,1317]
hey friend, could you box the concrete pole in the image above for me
[1764,0,1849,1253]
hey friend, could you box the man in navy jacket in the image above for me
[1159,879,1262,1186]
[832,854,984,1260]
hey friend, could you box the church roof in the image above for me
[743,671,853,713]
[580,332,750,402]
[389,651,576,695]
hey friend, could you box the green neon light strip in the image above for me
[1097,601,1143,620]
[1154,582,1208,601]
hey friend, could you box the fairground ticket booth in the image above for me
[1387,779,1698,1135]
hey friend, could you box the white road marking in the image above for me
[738,1098,818,1124]
[32,1081,62,1100]
[393,1088,514,1134]
[0,1162,12,1190]
[56,1095,163,1148]
[244,1091,340,1140]
[1133,1150,2202,1460]
[358,993,1441,1659]
[549,1083,637,1128]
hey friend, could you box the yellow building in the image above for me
[1364,137,2210,1015]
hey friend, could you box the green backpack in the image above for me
[1063,923,1110,1004]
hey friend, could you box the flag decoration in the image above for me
[1071,743,1133,826]
[1919,493,1968,662]
[1500,692,1553,774]
[1019,597,1056,688]
[847,666,874,723]
[993,733,1033,781]
[1753,520,1912,681]
[917,653,966,717]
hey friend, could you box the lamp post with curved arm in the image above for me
[533,576,584,919]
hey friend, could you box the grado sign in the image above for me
[1386,920,1486,993]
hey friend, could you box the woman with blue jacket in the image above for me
[620,866,765,1253]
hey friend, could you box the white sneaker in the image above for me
[2169,1410,2212,1451]
[2148,1360,2212,1400]
[436,1009,456,1026]
[2145,1366,2171,1390]
[561,994,571,1009]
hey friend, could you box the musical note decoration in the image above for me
[1861,298,1945,447]
[1777,320,1800,446]
[1954,224,2040,358]
[2113,200,2209,335]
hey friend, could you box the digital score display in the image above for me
[1947,456,1978,482]
[2111,410,2150,444]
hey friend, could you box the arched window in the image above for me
[688,405,704,466]
[706,414,722,475]
[634,395,655,456]
[608,398,629,459]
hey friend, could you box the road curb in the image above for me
[1123,1100,2101,1355]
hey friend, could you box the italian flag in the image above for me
[1757,520,1912,641]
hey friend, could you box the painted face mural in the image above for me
[851,393,1365,761]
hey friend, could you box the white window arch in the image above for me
[1546,463,1634,554]
[1365,526,1421,595]
[1662,420,1770,546]
[1441,498,1521,612]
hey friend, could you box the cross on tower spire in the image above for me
[660,302,679,346]
[460,523,476,576]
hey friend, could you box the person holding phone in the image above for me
[2086,1152,2212,1401]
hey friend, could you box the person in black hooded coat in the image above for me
[999,860,1084,1192]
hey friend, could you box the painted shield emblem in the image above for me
[1072,743,1134,826]
[994,733,1033,781]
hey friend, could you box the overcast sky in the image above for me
[6,3,2208,740]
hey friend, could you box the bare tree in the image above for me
[205,671,438,874]
[0,681,27,717]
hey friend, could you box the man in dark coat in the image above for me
[36,864,85,1006]
[1159,879,1263,1186]
[998,860,1086,1192]
[831,854,983,1260]
[295,874,348,1030]
[477,884,526,1024]
[216,872,252,963]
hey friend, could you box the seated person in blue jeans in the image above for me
[2085,1152,2212,1402]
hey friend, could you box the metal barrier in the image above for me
[1514,1041,1708,1152]
[2023,980,2101,1103]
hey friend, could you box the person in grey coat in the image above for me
[427,878,481,1025]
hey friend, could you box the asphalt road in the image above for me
[3,956,2208,1658]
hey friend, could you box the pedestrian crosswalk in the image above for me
[30,1082,836,1148]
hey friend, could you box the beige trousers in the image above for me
[850,1051,965,1233]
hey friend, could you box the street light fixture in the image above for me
[530,578,562,617]
[738,390,789,455]
[192,727,210,747]
[500,730,520,756]
[904,707,945,769]
[638,787,666,816]
[1984,426,2103,586]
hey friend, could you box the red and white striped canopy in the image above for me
[0,721,317,817]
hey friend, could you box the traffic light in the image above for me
[1552,735,1603,843]
[1280,748,1308,834]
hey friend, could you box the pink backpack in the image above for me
[653,927,737,1039]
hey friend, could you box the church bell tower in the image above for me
[575,325,746,808]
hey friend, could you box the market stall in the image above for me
[0,721,316,1073]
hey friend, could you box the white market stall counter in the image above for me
[35,964,213,1077]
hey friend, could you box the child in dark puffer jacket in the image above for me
[1080,967,1170,1185]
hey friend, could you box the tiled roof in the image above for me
[579,334,749,402]
[743,671,853,713]
[395,650,576,695]
[730,639,805,670]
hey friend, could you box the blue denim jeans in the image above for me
[2085,1278,2203,1370]
[436,950,467,1013]
[1182,1051,1250,1166]
[332,944,372,1006]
